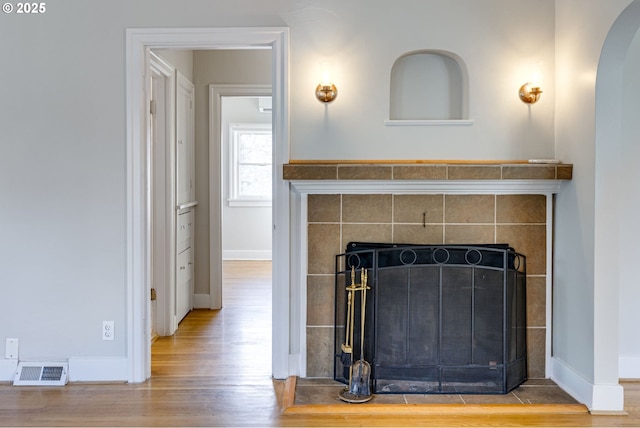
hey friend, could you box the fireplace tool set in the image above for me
[338,267,373,403]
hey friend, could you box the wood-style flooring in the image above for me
[1,260,640,427]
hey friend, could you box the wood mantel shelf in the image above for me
[283,160,573,181]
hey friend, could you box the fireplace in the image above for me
[334,242,527,394]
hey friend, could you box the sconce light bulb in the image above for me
[316,83,338,103]
[319,61,332,86]
[519,82,543,104]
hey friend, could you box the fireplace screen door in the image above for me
[334,243,527,394]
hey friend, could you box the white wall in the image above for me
[618,19,640,378]
[554,0,636,411]
[152,49,194,81]
[0,1,630,402]
[288,0,556,160]
[221,97,272,260]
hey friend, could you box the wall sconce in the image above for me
[519,83,543,104]
[519,65,543,104]
[316,82,338,103]
[315,62,338,103]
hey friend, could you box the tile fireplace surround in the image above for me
[284,161,572,382]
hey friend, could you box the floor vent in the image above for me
[13,362,68,386]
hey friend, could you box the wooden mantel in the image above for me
[283,160,573,181]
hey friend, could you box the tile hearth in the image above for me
[294,378,581,406]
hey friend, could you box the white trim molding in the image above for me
[68,357,128,382]
[126,27,291,383]
[619,355,640,379]
[290,178,563,381]
[208,84,272,311]
[551,357,625,412]
[0,359,18,382]
[290,179,563,195]
[192,294,210,309]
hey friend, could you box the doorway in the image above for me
[125,27,291,382]
[210,86,273,309]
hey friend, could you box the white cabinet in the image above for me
[175,72,195,323]
[176,72,195,206]
[176,216,193,322]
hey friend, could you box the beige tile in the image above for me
[393,194,444,224]
[307,275,335,326]
[294,385,344,405]
[447,165,501,180]
[283,164,337,180]
[521,378,556,386]
[496,195,546,224]
[338,166,392,180]
[296,378,341,387]
[405,394,464,404]
[462,393,522,404]
[342,224,393,248]
[342,194,392,223]
[393,165,447,180]
[444,225,495,244]
[306,327,335,377]
[502,165,556,180]
[370,394,410,404]
[496,225,546,275]
[527,276,546,328]
[445,195,495,223]
[527,328,546,379]
[512,384,579,404]
[308,223,341,275]
[393,224,444,244]
[308,194,341,223]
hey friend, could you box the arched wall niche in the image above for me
[389,50,469,122]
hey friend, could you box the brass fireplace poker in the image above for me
[339,267,357,367]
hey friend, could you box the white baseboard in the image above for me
[193,294,210,309]
[222,250,272,260]
[551,356,624,411]
[619,355,640,378]
[68,357,128,382]
[592,383,625,412]
[551,356,593,408]
[0,359,18,381]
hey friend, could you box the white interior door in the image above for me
[149,52,177,337]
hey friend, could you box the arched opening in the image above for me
[593,0,640,402]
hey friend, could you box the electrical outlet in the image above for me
[102,321,114,341]
[5,338,18,359]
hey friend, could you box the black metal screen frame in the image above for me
[334,242,527,394]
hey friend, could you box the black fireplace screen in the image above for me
[334,242,527,394]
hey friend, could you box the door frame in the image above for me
[208,84,273,310]
[125,27,290,382]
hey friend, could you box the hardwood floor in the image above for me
[1,260,640,427]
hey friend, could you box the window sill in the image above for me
[228,199,272,207]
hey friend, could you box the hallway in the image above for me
[151,260,272,385]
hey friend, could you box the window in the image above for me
[228,123,272,206]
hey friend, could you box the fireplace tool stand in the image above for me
[338,267,373,403]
